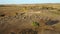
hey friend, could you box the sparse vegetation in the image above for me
[10,32,15,34]
[0,4,60,34]
[0,5,6,7]
[19,29,38,34]
[0,14,5,17]
[41,6,57,10]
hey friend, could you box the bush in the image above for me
[32,22,39,27]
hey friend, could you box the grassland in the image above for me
[0,4,60,34]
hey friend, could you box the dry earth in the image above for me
[0,4,60,34]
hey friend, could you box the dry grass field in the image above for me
[0,4,60,34]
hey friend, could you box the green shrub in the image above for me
[32,22,39,27]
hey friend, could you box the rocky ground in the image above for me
[0,4,60,34]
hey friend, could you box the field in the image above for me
[0,4,60,34]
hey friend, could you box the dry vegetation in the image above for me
[0,4,60,34]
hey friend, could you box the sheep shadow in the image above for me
[45,20,59,25]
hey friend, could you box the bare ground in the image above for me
[0,4,60,34]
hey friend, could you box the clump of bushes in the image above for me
[0,14,5,17]
[0,5,5,7]
[57,9,60,11]
[41,6,56,10]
